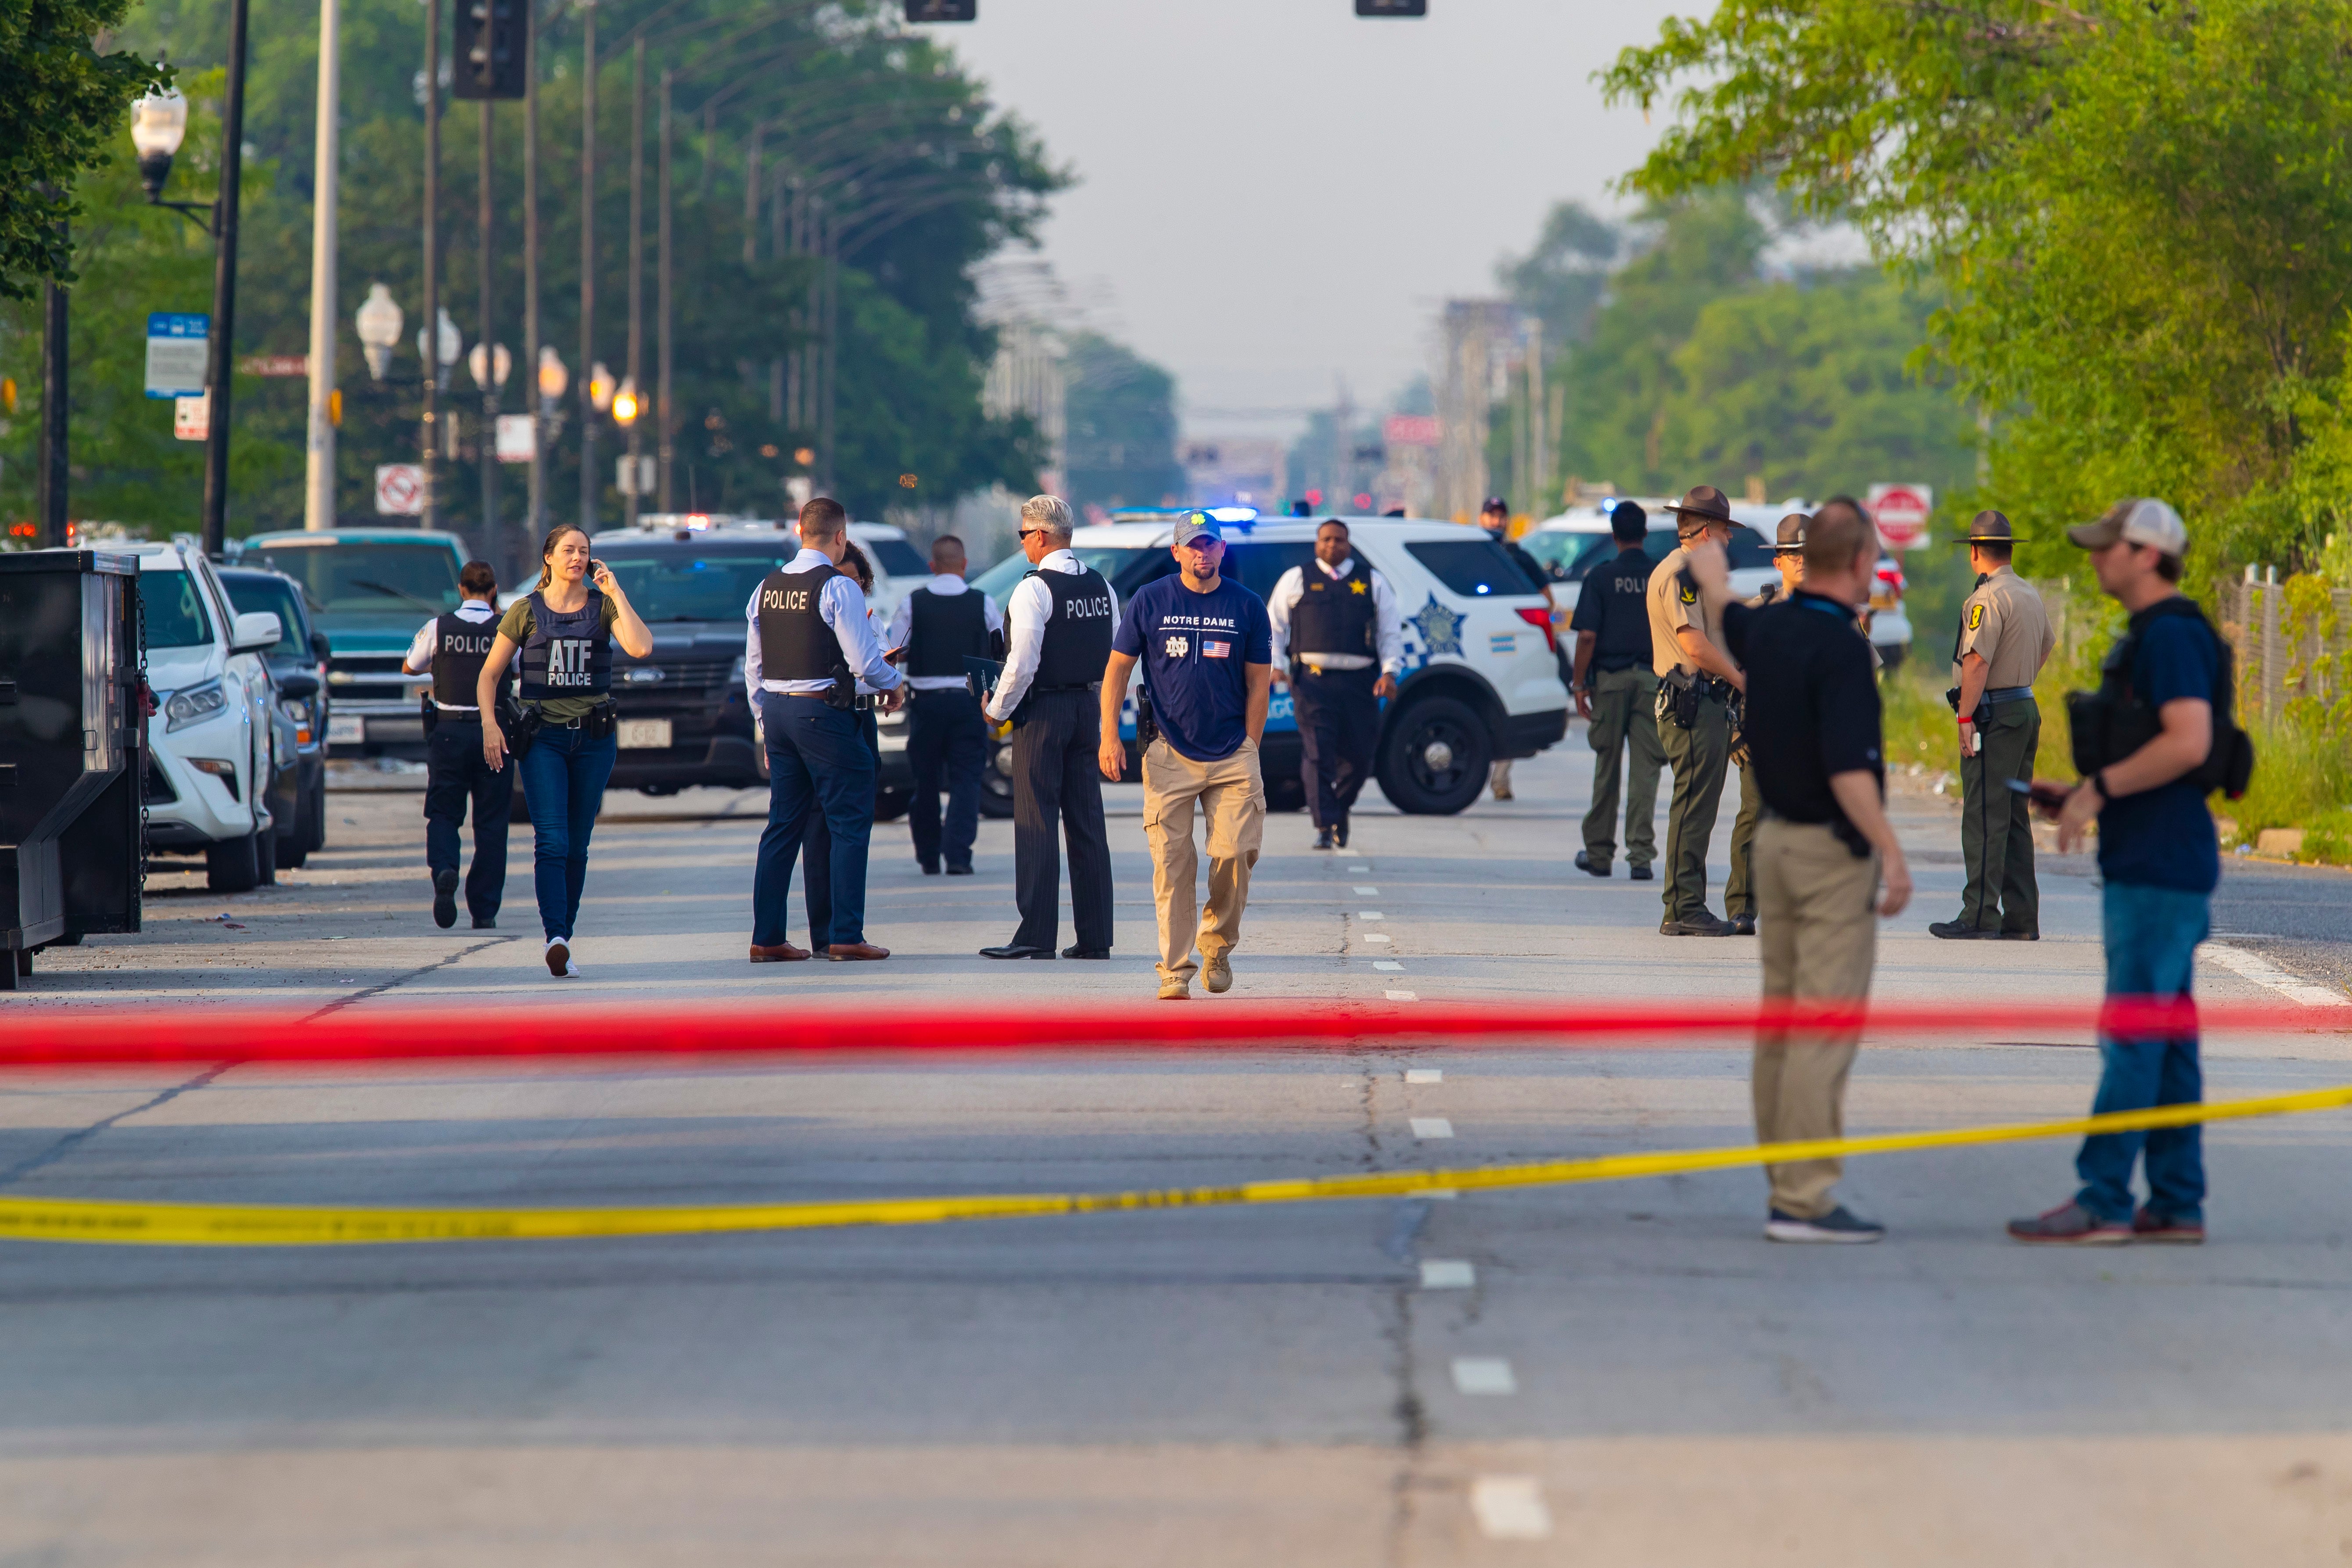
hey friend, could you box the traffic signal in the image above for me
[1356,0,1427,13]
[906,0,977,19]
[453,0,528,100]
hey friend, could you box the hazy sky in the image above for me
[920,0,1688,441]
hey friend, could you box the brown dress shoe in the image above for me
[826,941,891,962]
[748,942,812,963]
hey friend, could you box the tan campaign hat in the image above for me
[1663,484,1734,535]
[1773,512,1809,554]
[2067,498,2187,556]
[1958,509,2016,545]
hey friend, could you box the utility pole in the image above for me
[479,94,499,553]
[819,198,835,497]
[523,0,543,550]
[576,0,597,531]
[302,0,341,531]
[200,0,252,556]
[656,65,673,513]
[625,38,644,528]
[39,227,68,551]
[422,0,442,534]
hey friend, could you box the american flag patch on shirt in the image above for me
[1203,639,1232,658]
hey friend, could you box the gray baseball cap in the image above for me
[2068,498,2187,557]
[1173,512,1224,546]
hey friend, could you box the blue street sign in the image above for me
[145,313,211,399]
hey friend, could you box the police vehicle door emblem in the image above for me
[1407,594,1462,659]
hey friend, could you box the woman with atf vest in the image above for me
[476,524,654,976]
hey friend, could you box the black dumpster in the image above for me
[0,550,146,990]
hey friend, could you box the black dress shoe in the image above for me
[471,917,497,929]
[1575,850,1611,877]
[946,864,975,875]
[920,863,941,875]
[1630,865,1654,881]
[1333,823,1349,849]
[1061,945,1111,959]
[1313,827,1336,850]
[980,944,1057,959]
[1729,913,1757,936]
[1928,920,1998,940]
[431,868,459,929]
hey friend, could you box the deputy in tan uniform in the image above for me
[1647,485,1745,936]
[1930,510,2055,940]
[1723,512,1811,935]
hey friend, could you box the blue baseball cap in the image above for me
[1173,512,1224,546]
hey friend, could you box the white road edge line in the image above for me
[1451,1357,1516,1396]
[1420,1259,1475,1289]
[1410,1116,1454,1139]
[2202,941,2345,1006]
[1470,1475,1554,1539]
[1404,1067,1442,1083]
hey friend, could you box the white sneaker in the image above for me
[545,938,579,978]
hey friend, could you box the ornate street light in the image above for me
[612,375,640,426]
[355,283,403,381]
[538,345,569,405]
[129,88,190,202]
[467,341,513,391]
[589,361,616,413]
[418,307,462,391]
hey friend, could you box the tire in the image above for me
[873,786,912,823]
[206,831,262,893]
[256,824,277,886]
[977,739,1016,819]
[1265,773,1306,814]
[306,776,328,853]
[1375,695,1493,815]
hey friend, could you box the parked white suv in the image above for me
[970,513,1572,815]
[133,542,289,891]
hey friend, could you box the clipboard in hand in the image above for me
[964,656,1005,701]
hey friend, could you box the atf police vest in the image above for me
[1029,566,1115,689]
[517,590,612,703]
[756,563,850,685]
[905,585,991,678]
[429,613,508,709]
[1288,558,1376,658]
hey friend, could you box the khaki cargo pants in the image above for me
[1753,816,1881,1219]
[1141,736,1265,987]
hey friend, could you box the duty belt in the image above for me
[1984,685,2036,704]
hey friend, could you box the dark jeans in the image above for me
[423,718,512,923]
[907,687,987,871]
[516,720,616,941]
[1291,665,1379,831]
[1009,688,1113,951]
[754,693,876,949]
[2076,880,2210,1223]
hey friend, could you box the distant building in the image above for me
[1181,438,1287,510]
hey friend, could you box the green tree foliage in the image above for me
[1495,199,1619,355]
[1062,332,1182,514]
[1605,0,2352,581]
[4,0,1064,534]
[1,0,167,298]
[1547,191,1975,505]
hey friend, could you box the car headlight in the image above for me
[164,679,229,732]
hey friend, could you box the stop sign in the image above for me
[1867,483,1934,551]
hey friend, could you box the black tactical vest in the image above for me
[756,563,850,685]
[1587,549,1655,673]
[1030,566,1115,689]
[517,590,612,703]
[429,612,507,709]
[905,585,991,678]
[1288,557,1377,658]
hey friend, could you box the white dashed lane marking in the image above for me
[1348,863,1372,872]
[1358,910,1384,920]
[1404,1068,1442,1084]
[1409,1117,1454,1139]
[1352,885,1379,894]
[2204,942,2345,1006]
[1365,933,1392,944]
[1451,1357,1517,1396]
[1385,990,1418,1001]
[1420,1259,1475,1289]
[1373,959,1404,971]
[1470,1476,1554,1539]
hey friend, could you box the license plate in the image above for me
[327,714,365,745]
[617,718,672,749]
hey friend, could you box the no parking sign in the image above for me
[375,464,424,516]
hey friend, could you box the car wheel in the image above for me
[977,739,1016,819]
[256,823,277,886]
[306,776,328,853]
[1375,694,1492,815]
[874,786,912,823]
[205,831,262,893]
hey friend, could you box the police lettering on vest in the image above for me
[430,614,510,710]
[1289,558,1376,661]
[756,563,851,685]
[905,586,991,678]
[518,590,613,701]
[1028,567,1115,693]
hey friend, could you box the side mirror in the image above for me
[310,630,332,661]
[230,610,283,655]
[275,671,321,701]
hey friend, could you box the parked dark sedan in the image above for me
[220,565,332,867]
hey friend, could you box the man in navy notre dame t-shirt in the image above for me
[1099,513,1275,1001]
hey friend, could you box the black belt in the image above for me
[1030,682,1096,693]
[1984,685,2036,704]
[540,702,613,730]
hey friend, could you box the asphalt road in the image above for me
[4,738,2350,1565]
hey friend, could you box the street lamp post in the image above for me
[577,0,599,532]
[355,283,403,381]
[469,341,511,549]
[422,0,443,532]
[304,0,341,532]
[479,90,499,556]
[626,38,647,530]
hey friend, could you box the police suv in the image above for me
[970,513,1570,816]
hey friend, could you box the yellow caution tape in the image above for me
[6,1081,2349,1247]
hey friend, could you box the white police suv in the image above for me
[970,512,1570,815]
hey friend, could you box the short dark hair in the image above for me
[2154,549,2183,583]
[1971,540,2014,565]
[1317,517,1350,537]
[931,533,965,560]
[1610,501,1647,543]
[839,540,873,590]
[799,496,848,539]
[459,560,497,596]
[1804,499,1874,578]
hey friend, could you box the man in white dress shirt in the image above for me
[979,495,1119,960]
[742,497,905,963]
[1267,518,1403,850]
[400,560,513,928]
[885,534,1005,876]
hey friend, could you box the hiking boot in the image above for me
[2007,1201,2130,1245]
[1204,951,1233,994]
[1661,910,1734,936]
[1158,978,1190,1001]
[1765,1206,1885,1244]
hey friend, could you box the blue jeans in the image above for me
[2075,880,2211,1223]
[753,693,876,948]
[516,721,617,942]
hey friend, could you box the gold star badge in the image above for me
[1349,579,1368,595]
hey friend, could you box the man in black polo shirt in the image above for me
[1687,500,1914,1244]
[1569,501,1662,879]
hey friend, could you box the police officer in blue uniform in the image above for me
[402,559,512,928]
[1267,518,1403,850]
[886,534,1004,876]
[980,495,1119,960]
[743,497,906,964]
